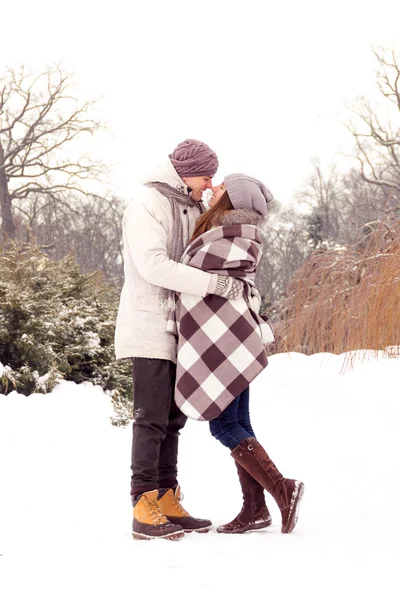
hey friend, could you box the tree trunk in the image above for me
[0,143,16,240]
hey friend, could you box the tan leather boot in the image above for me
[232,438,305,534]
[132,490,185,540]
[158,486,212,533]
[217,462,272,534]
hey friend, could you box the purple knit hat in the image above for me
[224,173,274,217]
[169,139,219,178]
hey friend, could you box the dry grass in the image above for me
[275,222,400,357]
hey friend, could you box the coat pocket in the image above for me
[135,293,165,313]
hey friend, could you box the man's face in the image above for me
[182,176,213,201]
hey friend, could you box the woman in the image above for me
[169,173,304,535]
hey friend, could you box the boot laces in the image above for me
[171,493,190,517]
[146,498,168,526]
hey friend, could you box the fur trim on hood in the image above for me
[210,208,265,228]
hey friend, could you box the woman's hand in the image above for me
[213,275,244,300]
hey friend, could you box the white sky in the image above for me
[2,0,400,204]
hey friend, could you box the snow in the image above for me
[1,351,399,600]
[85,331,101,349]
[0,363,13,380]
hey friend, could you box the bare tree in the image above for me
[255,206,310,311]
[340,168,393,241]
[295,160,344,247]
[14,190,125,286]
[44,195,123,285]
[343,47,400,208]
[0,64,106,240]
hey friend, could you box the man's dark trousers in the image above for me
[130,357,187,497]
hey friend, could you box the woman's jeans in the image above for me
[209,387,255,450]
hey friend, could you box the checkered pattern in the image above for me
[167,224,274,422]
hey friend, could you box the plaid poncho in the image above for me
[167,221,274,421]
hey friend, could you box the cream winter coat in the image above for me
[115,158,214,362]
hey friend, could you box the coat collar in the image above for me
[210,208,265,228]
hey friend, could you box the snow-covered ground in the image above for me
[1,351,399,600]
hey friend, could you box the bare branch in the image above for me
[340,47,400,195]
[0,64,107,238]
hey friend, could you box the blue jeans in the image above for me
[209,387,256,450]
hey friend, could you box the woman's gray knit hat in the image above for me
[169,139,219,178]
[224,173,273,217]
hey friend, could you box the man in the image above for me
[115,139,243,540]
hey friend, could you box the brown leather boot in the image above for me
[132,490,185,540]
[217,462,272,534]
[157,486,212,533]
[231,438,305,534]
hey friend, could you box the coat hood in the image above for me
[142,157,189,194]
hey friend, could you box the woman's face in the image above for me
[209,183,226,208]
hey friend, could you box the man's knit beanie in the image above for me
[169,139,219,178]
